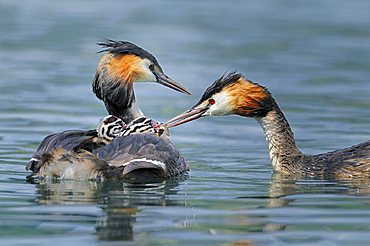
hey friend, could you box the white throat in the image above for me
[256,115,280,171]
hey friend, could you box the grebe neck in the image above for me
[104,94,144,124]
[256,106,303,172]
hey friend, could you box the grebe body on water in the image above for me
[27,40,190,180]
[29,115,186,181]
[165,72,369,179]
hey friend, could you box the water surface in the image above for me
[0,1,369,245]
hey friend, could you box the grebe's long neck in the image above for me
[256,106,303,172]
[104,93,144,124]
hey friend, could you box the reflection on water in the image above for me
[33,177,186,241]
[267,173,370,198]
[29,173,370,242]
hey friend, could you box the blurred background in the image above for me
[0,1,369,245]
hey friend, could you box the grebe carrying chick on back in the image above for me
[27,40,190,181]
[165,72,369,179]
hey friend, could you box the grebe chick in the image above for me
[165,72,369,179]
[97,115,126,143]
[30,115,186,181]
[119,116,170,137]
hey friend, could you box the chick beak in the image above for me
[154,71,191,95]
[164,105,209,128]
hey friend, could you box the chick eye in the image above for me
[208,98,215,105]
[149,63,155,71]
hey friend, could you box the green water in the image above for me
[0,1,369,245]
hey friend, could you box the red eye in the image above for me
[208,98,215,105]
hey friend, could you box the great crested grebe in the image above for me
[27,40,190,180]
[93,39,190,123]
[30,115,185,180]
[165,72,370,179]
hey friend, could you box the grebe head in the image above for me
[93,40,191,121]
[97,115,126,142]
[165,72,275,127]
[93,39,190,98]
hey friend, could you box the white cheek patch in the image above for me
[209,92,232,116]
[135,59,156,82]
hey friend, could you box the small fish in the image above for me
[158,124,171,137]
[151,120,171,137]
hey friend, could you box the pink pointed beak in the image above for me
[164,106,208,128]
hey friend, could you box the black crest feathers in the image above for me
[97,39,160,66]
[198,71,242,103]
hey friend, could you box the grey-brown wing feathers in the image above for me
[312,140,370,178]
[27,129,97,172]
[94,134,188,177]
[28,132,188,180]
